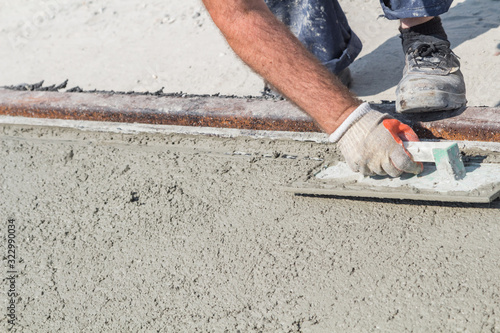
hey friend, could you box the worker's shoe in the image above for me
[396,18,466,113]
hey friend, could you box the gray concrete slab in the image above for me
[1,123,500,332]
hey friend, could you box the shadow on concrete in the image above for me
[297,194,500,209]
[350,0,500,97]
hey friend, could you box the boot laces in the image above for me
[410,42,456,70]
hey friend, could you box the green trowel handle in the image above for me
[403,141,466,180]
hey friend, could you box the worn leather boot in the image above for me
[396,18,466,113]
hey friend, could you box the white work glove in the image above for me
[329,102,423,177]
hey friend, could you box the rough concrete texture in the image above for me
[1,124,500,332]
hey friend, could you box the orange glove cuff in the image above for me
[382,118,419,144]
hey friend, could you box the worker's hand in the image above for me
[329,103,423,177]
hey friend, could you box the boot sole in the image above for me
[396,89,467,113]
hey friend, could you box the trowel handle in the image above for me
[403,141,466,180]
[403,141,442,162]
[403,141,459,162]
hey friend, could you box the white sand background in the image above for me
[0,0,499,106]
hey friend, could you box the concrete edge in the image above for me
[2,115,500,154]
[0,115,329,143]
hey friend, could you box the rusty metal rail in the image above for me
[0,88,499,142]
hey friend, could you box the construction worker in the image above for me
[201,0,466,177]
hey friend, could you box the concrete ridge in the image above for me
[0,115,329,143]
[3,115,500,155]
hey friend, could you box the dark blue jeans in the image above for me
[265,0,453,74]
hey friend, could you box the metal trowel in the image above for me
[284,141,500,203]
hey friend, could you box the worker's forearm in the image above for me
[203,0,361,134]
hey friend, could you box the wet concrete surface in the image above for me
[1,123,500,332]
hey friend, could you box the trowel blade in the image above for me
[284,162,500,203]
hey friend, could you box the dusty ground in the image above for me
[0,0,499,106]
[1,124,500,332]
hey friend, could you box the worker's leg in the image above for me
[380,0,453,20]
[265,0,362,79]
[380,0,466,113]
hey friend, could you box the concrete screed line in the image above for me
[2,115,500,153]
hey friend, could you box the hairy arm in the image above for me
[202,0,361,134]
